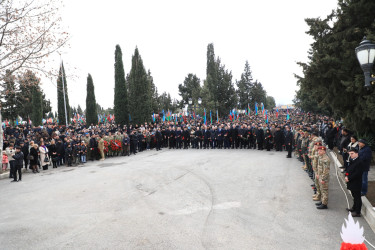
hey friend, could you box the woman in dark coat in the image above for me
[29,144,39,173]
[265,129,273,151]
[49,140,58,168]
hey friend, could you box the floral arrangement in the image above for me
[109,139,122,152]
[103,140,109,154]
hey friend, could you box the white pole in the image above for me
[59,54,68,126]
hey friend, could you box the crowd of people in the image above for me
[2,111,373,217]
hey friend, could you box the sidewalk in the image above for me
[329,150,375,233]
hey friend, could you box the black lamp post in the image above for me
[355,37,375,88]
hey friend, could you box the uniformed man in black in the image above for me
[195,126,203,149]
[285,126,294,158]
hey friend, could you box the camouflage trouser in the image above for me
[312,162,320,198]
[320,182,329,205]
[315,176,321,198]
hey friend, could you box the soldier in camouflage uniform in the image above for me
[310,134,322,201]
[301,131,308,170]
[315,146,330,209]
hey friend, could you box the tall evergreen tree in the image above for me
[114,45,129,126]
[148,70,159,113]
[216,58,237,115]
[251,80,267,105]
[295,0,375,133]
[0,70,18,122]
[206,43,219,111]
[31,85,43,126]
[178,73,202,108]
[86,73,98,125]
[57,62,70,125]
[128,47,151,124]
[77,105,83,115]
[236,61,254,109]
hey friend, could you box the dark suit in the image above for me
[346,158,364,214]
[285,131,293,157]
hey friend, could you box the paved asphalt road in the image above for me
[0,149,374,250]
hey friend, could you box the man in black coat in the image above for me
[89,135,98,161]
[11,146,24,182]
[274,126,284,151]
[345,148,365,217]
[358,139,372,196]
[285,126,293,158]
[255,125,264,150]
[155,128,163,151]
[20,141,29,170]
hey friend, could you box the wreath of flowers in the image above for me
[103,140,109,154]
[109,139,122,152]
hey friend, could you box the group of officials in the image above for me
[2,112,372,218]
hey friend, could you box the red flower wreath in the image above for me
[103,141,109,154]
[109,139,122,152]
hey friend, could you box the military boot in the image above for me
[316,204,328,209]
[313,196,321,201]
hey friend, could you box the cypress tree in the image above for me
[31,85,43,126]
[114,45,129,126]
[86,73,98,125]
[57,62,70,125]
[128,47,151,124]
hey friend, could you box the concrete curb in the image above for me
[329,151,375,233]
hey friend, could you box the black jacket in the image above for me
[285,131,293,145]
[12,151,24,166]
[346,158,364,191]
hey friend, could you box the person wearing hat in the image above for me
[345,148,365,217]
[358,139,372,196]
[11,146,24,182]
[315,146,330,209]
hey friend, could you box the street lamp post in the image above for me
[355,37,375,88]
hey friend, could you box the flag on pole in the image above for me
[216,110,219,122]
[204,108,207,125]
[286,106,290,121]
[248,103,251,116]
[210,110,212,125]
[276,108,279,118]
[265,110,268,124]
[261,103,265,115]
[229,111,233,121]
[255,102,258,115]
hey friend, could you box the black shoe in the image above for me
[286,156,291,158]
[11,180,18,182]
[316,204,328,209]
[351,212,361,217]
[315,202,322,206]
[361,193,366,196]
[346,208,354,212]
[310,184,315,187]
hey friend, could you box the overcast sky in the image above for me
[43,0,339,112]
